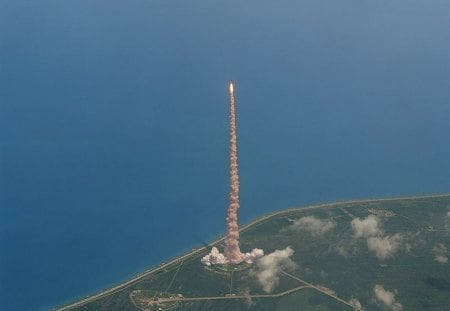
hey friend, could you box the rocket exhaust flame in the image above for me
[224,81,244,263]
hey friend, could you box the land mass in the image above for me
[56,194,450,310]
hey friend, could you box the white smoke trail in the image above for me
[224,81,244,263]
[201,82,263,267]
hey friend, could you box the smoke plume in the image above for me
[224,82,244,263]
[201,82,264,267]
[251,246,296,293]
[201,247,227,266]
[201,247,264,266]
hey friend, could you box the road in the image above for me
[281,271,353,308]
[143,285,310,304]
[133,270,356,310]
[56,193,449,310]
[164,260,184,293]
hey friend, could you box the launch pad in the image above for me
[214,262,252,272]
[60,195,450,310]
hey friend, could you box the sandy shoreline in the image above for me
[55,192,450,310]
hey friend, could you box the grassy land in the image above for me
[60,195,450,311]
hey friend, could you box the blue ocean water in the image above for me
[1,1,450,310]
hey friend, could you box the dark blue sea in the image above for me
[1,1,450,310]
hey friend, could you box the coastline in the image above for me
[54,192,450,310]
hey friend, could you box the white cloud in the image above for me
[290,216,336,236]
[252,246,296,293]
[373,284,402,311]
[432,243,448,264]
[349,297,365,311]
[336,245,350,257]
[351,215,382,239]
[435,255,448,264]
[349,215,404,260]
[367,234,403,260]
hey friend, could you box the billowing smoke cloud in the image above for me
[373,284,402,311]
[201,247,227,266]
[242,248,265,263]
[224,82,244,263]
[432,243,448,264]
[351,215,403,260]
[251,246,296,293]
[290,216,336,236]
[201,247,264,266]
[349,297,365,311]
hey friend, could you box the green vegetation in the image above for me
[61,195,450,310]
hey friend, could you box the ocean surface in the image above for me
[1,1,450,310]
